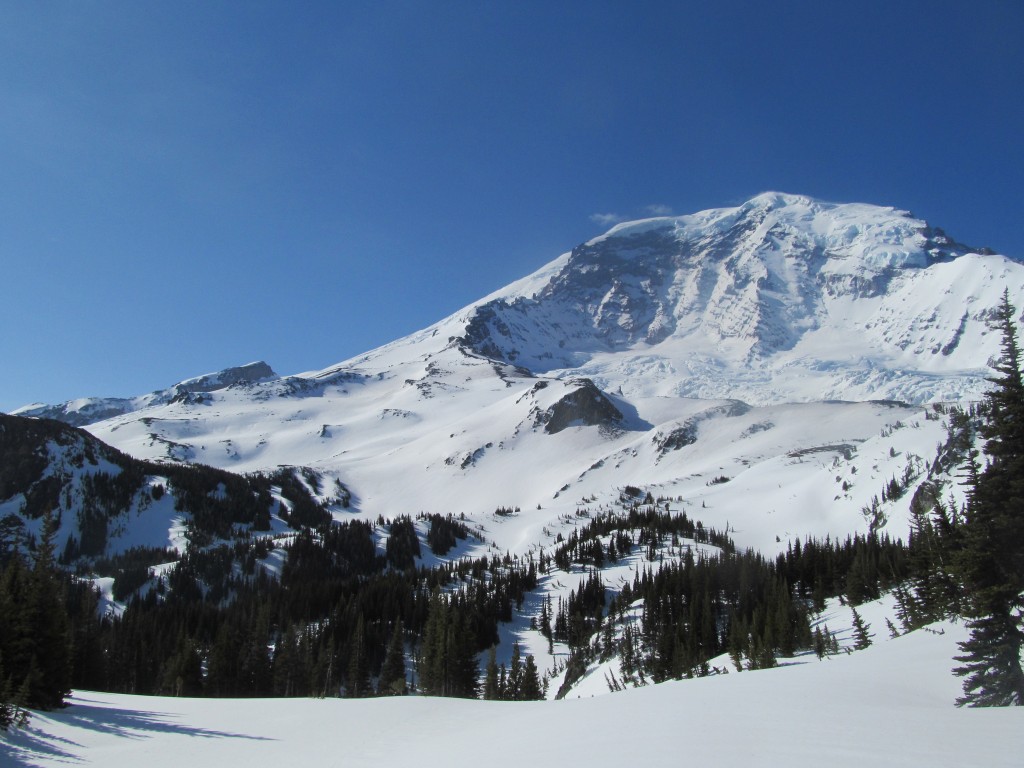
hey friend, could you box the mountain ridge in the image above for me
[13,192,1018,419]
[6,193,1022,555]
[2,193,1016,710]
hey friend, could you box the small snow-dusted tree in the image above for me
[851,608,873,650]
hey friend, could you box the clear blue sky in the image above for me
[2,1,1022,412]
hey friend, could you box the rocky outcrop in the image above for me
[537,379,623,434]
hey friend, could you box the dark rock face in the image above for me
[537,379,623,434]
[176,361,277,393]
[654,423,698,455]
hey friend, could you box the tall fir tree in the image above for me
[506,643,523,700]
[346,613,371,698]
[519,654,543,701]
[26,510,72,709]
[377,620,407,696]
[954,290,1024,706]
[482,646,499,700]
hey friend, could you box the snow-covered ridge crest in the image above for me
[458,191,1018,404]
[11,361,278,426]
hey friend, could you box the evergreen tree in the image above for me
[25,511,72,709]
[419,591,479,698]
[272,625,306,697]
[162,634,203,696]
[506,643,523,700]
[813,626,827,659]
[378,620,407,696]
[519,654,543,701]
[482,646,499,700]
[346,614,370,698]
[850,608,873,650]
[0,652,30,731]
[955,290,1024,706]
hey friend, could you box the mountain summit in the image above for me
[455,192,1015,403]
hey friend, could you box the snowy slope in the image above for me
[10,193,1022,558]
[5,619,1021,768]
[11,362,277,426]
[82,345,950,558]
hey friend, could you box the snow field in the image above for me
[5,617,1021,768]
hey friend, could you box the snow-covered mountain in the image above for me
[4,192,1023,720]
[9,193,1023,557]
[12,361,276,426]
[458,192,1017,403]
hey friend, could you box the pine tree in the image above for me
[378,620,407,696]
[954,290,1024,706]
[272,625,304,697]
[346,614,370,698]
[813,626,827,659]
[506,642,523,700]
[0,652,30,731]
[850,608,873,650]
[25,510,72,709]
[519,654,543,701]
[418,591,479,698]
[482,646,499,700]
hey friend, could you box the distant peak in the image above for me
[743,191,818,209]
[176,361,278,393]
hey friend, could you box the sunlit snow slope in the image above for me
[13,193,1023,556]
[5,618,1021,768]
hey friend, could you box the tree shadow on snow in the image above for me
[0,695,273,767]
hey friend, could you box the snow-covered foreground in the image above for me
[5,620,1020,768]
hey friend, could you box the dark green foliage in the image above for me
[264,467,329,530]
[0,415,56,502]
[520,654,543,700]
[424,513,470,556]
[377,620,408,695]
[386,516,420,570]
[418,590,480,698]
[482,646,499,700]
[0,514,27,563]
[162,635,204,696]
[0,413,294,560]
[851,608,873,650]
[91,546,180,602]
[0,663,31,731]
[0,511,73,711]
[899,482,962,630]
[954,291,1024,707]
[345,614,371,697]
[167,463,275,537]
[955,611,1024,707]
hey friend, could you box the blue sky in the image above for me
[2,1,1022,412]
